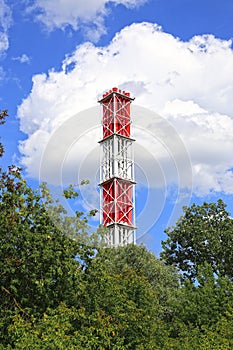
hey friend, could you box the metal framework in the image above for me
[99,87,136,246]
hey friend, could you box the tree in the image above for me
[161,200,233,281]
[94,244,179,319]
[4,245,179,350]
[4,111,233,349]
[0,110,8,158]
[165,265,233,349]
[80,244,179,349]
[0,113,179,348]
[0,112,97,345]
[0,166,95,345]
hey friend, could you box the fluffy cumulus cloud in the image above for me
[27,0,147,40]
[161,100,233,195]
[0,0,12,53]
[18,22,233,197]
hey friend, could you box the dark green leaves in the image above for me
[161,199,233,281]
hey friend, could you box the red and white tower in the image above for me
[99,87,136,246]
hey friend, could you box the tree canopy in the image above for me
[161,199,233,281]
[1,111,233,349]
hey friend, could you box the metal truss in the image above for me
[99,88,136,247]
[101,93,132,138]
[104,224,135,246]
[100,135,134,183]
[101,178,134,226]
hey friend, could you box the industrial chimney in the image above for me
[99,87,136,246]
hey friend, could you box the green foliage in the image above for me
[94,244,179,320]
[2,244,179,349]
[63,184,80,199]
[7,303,126,350]
[167,316,233,350]
[1,113,233,348]
[0,167,93,344]
[0,110,8,158]
[0,148,178,348]
[160,199,233,348]
[81,244,179,349]
[161,199,233,281]
[0,163,178,348]
[172,264,233,326]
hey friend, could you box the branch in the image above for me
[2,286,30,317]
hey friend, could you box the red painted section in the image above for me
[102,90,131,139]
[102,181,114,225]
[101,88,134,229]
[102,179,133,226]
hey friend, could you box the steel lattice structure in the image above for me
[99,87,136,246]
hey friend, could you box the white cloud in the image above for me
[12,53,31,64]
[0,0,12,54]
[0,0,12,32]
[18,22,233,197]
[27,0,148,40]
[161,99,233,195]
[0,31,8,52]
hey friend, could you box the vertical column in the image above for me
[99,87,136,246]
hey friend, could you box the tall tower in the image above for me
[99,87,136,246]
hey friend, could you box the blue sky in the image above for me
[1,0,233,254]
